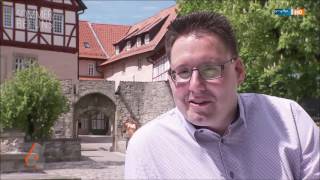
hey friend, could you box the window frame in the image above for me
[115,45,120,55]
[126,41,131,51]
[138,58,142,70]
[52,12,64,34]
[84,42,90,48]
[122,62,126,74]
[152,55,169,81]
[88,63,95,76]
[3,5,13,28]
[136,37,141,47]
[145,33,150,44]
[14,55,37,71]
[27,9,38,32]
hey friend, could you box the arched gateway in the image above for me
[73,93,116,136]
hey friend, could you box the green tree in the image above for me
[0,65,68,140]
[177,0,320,102]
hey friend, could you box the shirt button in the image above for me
[220,138,224,143]
[230,171,234,179]
[199,129,204,133]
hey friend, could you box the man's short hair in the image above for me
[165,11,238,61]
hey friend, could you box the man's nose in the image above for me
[188,70,206,92]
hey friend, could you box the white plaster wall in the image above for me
[79,59,103,77]
[104,53,153,88]
[15,30,25,42]
[65,11,75,24]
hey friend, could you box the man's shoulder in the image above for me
[239,93,296,107]
[128,108,180,146]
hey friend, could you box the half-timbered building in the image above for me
[0,0,86,83]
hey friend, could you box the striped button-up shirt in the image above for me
[125,93,320,179]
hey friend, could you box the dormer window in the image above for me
[136,37,141,47]
[126,41,131,51]
[84,42,90,48]
[145,34,150,44]
[115,45,120,55]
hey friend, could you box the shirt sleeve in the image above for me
[291,102,320,180]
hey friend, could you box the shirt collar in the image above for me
[177,94,247,139]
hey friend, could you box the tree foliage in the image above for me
[0,65,68,140]
[177,0,320,102]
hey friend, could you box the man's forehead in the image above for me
[170,33,231,63]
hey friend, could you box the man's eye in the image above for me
[201,66,220,78]
[177,70,191,79]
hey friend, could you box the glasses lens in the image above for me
[199,65,221,79]
[177,69,191,80]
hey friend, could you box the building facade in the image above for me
[0,0,86,83]
[97,5,176,87]
[0,2,177,148]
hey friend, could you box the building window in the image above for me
[79,117,88,129]
[115,45,120,55]
[122,62,126,74]
[138,58,142,70]
[126,41,131,51]
[136,37,141,47]
[27,9,37,31]
[84,42,90,48]
[15,56,37,71]
[145,34,150,44]
[91,112,106,130]
[152,55,169,81]
[3,6,13,28]
[88,63,95,76]
[53,13,63,34]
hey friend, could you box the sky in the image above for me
[80,0,176,25]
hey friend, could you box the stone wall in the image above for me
[54,79,74,138]
[24,138,81,162]
[116,81,175,129]
[57,80,175,143]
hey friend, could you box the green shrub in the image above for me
[0,65,68,140]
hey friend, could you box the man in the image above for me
[122,117,138,148]
[125,12,319,179]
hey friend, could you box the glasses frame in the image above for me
[168,57,236,83]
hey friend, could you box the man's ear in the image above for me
[235,57,245,86]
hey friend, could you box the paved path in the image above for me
[1,143,125,180]
[44,150,125,180]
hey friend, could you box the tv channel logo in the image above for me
[274,8,305,16]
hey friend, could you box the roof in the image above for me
[91,23,130,57]
[100,5,177,66]
[76,0,87,10]
[79,21,107,59]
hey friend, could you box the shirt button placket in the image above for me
[230,171,234,179]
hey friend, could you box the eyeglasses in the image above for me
[168,58,236,83]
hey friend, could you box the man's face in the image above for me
[169,33,245,129]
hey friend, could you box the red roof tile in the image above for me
[100,5,177,66]
[79,21,107,59]
[91,23,130,57]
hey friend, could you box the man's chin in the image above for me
[186,111,210,126]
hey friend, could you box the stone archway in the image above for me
[73,93,116,137]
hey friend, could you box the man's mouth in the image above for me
[189,100,211,106]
